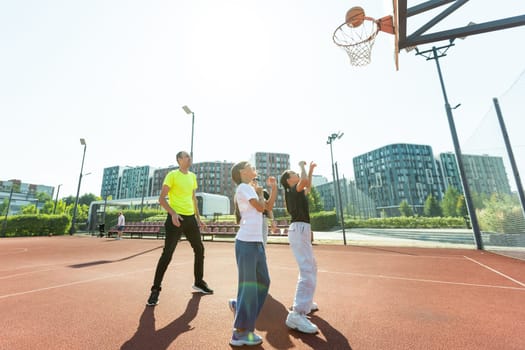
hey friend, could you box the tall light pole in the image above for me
[70,138,87,235]
[1,186,14,237]
[182,105,195,159]
[53,184,62,214]
[327,132,346,245]
[416,42,483,250]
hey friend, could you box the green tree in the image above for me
[441,187,460,217]
[399,200,413,216]
[40,200,55,214]
[53,200,67,215]
[36,191,52,202]
[63,193,98,208]
[79,193,99,206]
[424,194,442,217]
[307,187,324,213]
[0,198,8,216]
[471,191,488,210]
[21,204,37,214]
[456,195,468,217]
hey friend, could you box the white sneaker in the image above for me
[288,302,319,314]
[286,311,319,334]
[310,302,319,313]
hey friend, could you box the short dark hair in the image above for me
[280,170,292,189]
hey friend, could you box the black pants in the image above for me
[151,213,205,289]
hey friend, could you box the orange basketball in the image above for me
[345,6,365,27]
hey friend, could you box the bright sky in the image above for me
[1,1,524,197]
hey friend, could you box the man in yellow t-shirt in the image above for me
[146,151,213,307]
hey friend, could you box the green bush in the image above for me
[345,216,466,229]
[101,209,165,227]
[310,211,337,231]
[2,214,70,237]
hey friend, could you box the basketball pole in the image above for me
[416,42,483,250]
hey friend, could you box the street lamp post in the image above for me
[416,42,483,250]
[182,105,195,159]
[70,138,87,235]
[1,187,14,237]
[53,184,62,214]
[327,132,347,245]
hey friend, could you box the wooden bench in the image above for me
[200,222,238,241]
[105,220,288,241]
[107,222,165,239]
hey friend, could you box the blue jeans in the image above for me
[234,240,270,331]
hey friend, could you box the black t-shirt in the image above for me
[285,185,310,223]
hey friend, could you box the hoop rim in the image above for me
[332,17,379,47]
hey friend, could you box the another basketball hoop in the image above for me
[333,6,395,67]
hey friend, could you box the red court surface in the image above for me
[1,235,524,350]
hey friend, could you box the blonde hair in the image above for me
[231,161,249,185]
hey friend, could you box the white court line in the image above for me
[463,256,525,288]
[319,250,467,260]
[273,266,525,291]
[0,248,28,256]
[0,261,191,300]
[0,268,153,300]
[0,267,64,280]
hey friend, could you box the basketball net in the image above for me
[333,16,394,67]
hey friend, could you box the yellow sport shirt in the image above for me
[163,170,197,216]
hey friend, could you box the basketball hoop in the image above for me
[333,15,394,67]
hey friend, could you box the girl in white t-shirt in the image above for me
[228,161,276,347]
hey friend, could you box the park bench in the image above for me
[107,222,165,239]
[105,220,289,241]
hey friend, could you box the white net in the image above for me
[333,19,379,66]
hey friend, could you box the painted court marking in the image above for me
[0,247,28,256]
[272,265,525,291]
[0,261,191,300]
[0,268,154,300]
[463,255,525,288]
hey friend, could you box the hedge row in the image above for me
[345,216,467,229]
[1,215,70,237]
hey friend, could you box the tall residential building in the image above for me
[438,153,462,193]
[100,166,124,199]
[316,182,336,211]
[119,166,152,199]
[311,175,329,187]
[353,143,442,217]
[439,152,511,196]
[151,166,178,197]
[192,161,235,212]
[251,152,290,210]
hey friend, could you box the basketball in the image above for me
[345,6,365,27]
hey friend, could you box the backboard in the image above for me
[336,0,525,70]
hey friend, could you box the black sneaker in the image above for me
[192,280,214,294]
[146,288,161,306]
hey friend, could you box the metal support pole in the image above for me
[190,112,195,160]
[328,141,338,217]
[493,97,525,218]
[53,184,62,214]
[335,162,347,245]
[182,105,195,160]
[70,140,87,235]
[1,187,14,237]
[140,182,146,220]
[425,45,483,249]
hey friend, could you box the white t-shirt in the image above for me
[235,183,263,242]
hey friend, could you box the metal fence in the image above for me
[462,69,525,254]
